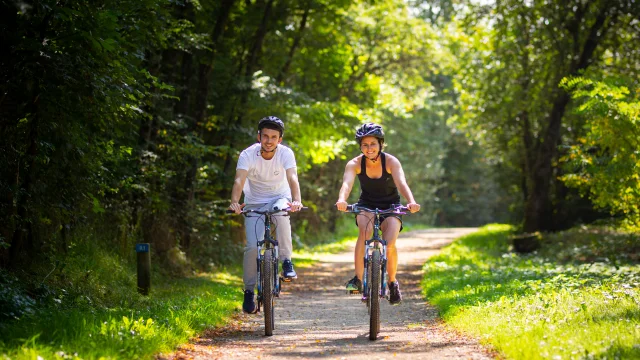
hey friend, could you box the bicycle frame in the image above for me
[341,204,409,340]
[343,204,408,301]
[228,205,305,336]
[362,210,388,303]
[255,212,281,303]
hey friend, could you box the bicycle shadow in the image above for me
[177,228,491,359]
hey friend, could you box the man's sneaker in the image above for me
[345,276,362,293]
[388,281,402,305]
[243,290,257,314]
[281,259,297,281]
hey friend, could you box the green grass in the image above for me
[422,224,640,359]
[0,217,431,360]
[0,239,243,360]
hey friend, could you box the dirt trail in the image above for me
[166,228,494,359]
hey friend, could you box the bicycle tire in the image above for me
[366,255,372,313]
[263,250,274,336]
[369,249,381,340]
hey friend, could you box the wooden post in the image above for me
[136,243,151,295]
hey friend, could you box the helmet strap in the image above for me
[363,151,381,163]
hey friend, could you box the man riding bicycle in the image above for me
[335,123,420,305]
[229,116,303,314]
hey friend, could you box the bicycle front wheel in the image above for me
[262,250,274,336]
[369,249,381,340]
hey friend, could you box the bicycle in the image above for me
[341,204,410,340]
[227,205,305,336]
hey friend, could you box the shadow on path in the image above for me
[165,228,494,360]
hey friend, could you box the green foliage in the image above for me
[0,234,242,359]
[445,0,640,230]
[560,77,640,230]
[0,0,177,264]
[436,132,518,226]
[0,270,36,322]
[422,225,640,359]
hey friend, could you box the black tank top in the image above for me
[357,152,400,209]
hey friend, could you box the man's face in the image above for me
[360,136,381,159]
[258,128,282,151]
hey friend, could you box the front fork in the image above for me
[361,242,387,302]
[256,243,280,306]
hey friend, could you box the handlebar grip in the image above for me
[273,206,309,212]
[345,205,354,212]
[226,209,236,214]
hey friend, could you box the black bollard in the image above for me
[136,243,151,295]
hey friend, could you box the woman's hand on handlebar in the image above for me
[229,202,245,214]
[407,202,420,213]
[335,200,348,212]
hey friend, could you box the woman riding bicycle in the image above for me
[335,123,420,305]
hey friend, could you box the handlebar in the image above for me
[342,204,409,215]
[226,206,308,215]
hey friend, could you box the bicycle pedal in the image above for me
[347,290,361,295]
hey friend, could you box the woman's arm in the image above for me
[387,155,421,213]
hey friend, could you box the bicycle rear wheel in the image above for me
[369,249,381,340]
[262,250,274,336]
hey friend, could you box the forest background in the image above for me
[1,0,639,274]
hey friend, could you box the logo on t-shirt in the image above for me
[274,170,280,176]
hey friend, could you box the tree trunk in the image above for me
[230,0,275,154]
[9,100,39,268]
[174,0,235,250]
[171,2,196,251]
[245,0,275,79]
[523,6,612,232]
[276,3,310,84]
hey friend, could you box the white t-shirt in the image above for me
[237,143,297,204]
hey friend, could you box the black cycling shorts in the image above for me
[353,203,403,232]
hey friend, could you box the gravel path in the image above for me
[164,228,494,359]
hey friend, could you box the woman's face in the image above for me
[360,136,381,160]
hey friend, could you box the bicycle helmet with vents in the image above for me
[355,123,384,144]
[258,116,285,136]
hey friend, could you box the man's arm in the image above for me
[229,169,248,214]
[388,156,421,213]
[285,167,303,211]
[336,159,358,211]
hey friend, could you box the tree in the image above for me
[451,0,640,231]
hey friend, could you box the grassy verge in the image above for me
[422,224,640,359]
[0,241,243,360]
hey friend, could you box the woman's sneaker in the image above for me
[243,290,257,314]
[345,276,362,293]
[388,281,402,305]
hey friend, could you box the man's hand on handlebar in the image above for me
[229,202,245,214]
[287,200,303,212]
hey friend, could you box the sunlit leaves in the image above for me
[560,77,640,230]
